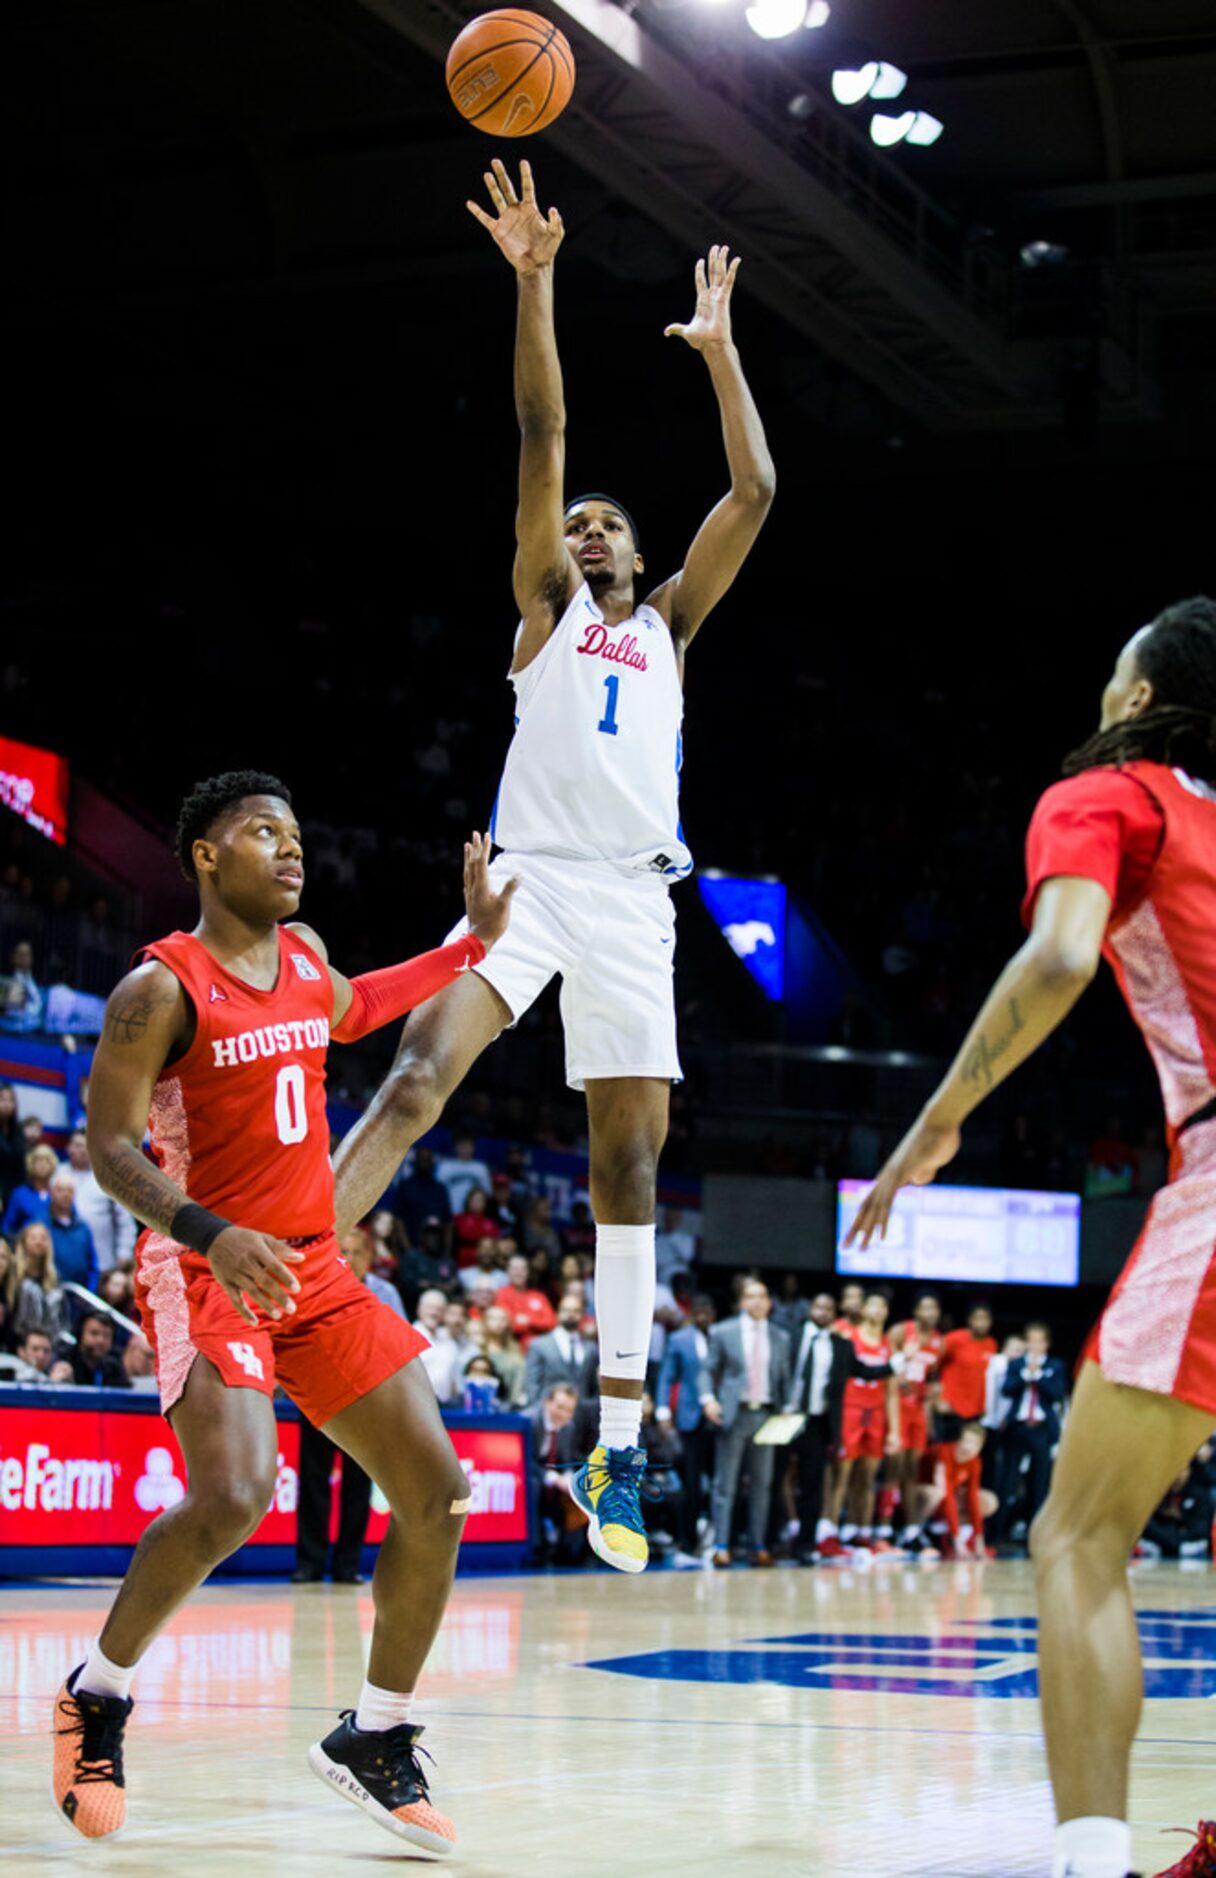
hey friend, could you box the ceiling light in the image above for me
[805,1,831,25]
[831,63,878,105]
[1020,239,1071,268]
[870,109,916,146]
[905,111,943,146]
[745,0,808,39]
[869,62,907,100]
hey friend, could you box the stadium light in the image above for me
[905,110,943,146]
[831,61,906,106]
[870,108,943,148]
[806,1,831,25]
[745,0,808,38]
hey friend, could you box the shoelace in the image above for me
[57,1694,126,1786]
[338,1714,435,1794]
[582,1451,659,1528]
[1158,1824,1216,1878]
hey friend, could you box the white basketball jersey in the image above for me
[490,581,693,878]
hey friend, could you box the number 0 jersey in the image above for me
[489,580,693,879]
[137,926,336,1241]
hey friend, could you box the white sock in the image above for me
[594,1223,654,1451]
[77,1637,136,1702]
[599,1392,643,1451]
[1052,1817,1131,1878]
[816,1519,836,1542]
[903,1524,922,1541]
[354,1679,414,1734]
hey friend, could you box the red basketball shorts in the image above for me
[136,1229,427,1426]
[1089,1117,1216,1416]
[840,1394,886,1462]
[898,1396,930,1454]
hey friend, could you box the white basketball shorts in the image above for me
[445,850,682,1091]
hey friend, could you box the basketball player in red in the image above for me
[831,1289,899,1549]
[50,772,517,1855]
[849,598,1216,1878]
[919,1424,997,1560]
[889,1291,944,1545]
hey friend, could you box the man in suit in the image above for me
[785,1291,855,1564]
[1000,1321,1068,1537]
[703,1278,792,1567]
[527,1381,588,1565]
[655,1293,717,1562]
[523,1288,596,1407]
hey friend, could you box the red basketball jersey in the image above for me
[894,1322,943,1400]
[139,926,335,1239]
[844,1330,891,1401]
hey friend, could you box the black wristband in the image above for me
[170,1202,231,1256]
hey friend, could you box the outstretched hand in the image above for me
[466,157,564,274]
[464,831,519,949]
[665,244,740,352]
[843,1112,962,1252]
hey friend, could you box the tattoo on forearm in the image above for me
[105,985,175,1045]
[962,996,1026,1091]
[99,1142,187,1237]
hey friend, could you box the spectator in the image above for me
[703,1278,792,1569]
[487,1170,520,1236]
[367,1208,408,1280]
[392,1145,453,1248]
[294,1411,372,1586]
[655,1293,717,1565]
[341,1226,405,1317]
[466,1276,499,1323]
[3,1142,61,1237]
[654,1206,697,1287]
[63,1129,137,1274]
[937,1304,997,1443]
[435,1130,493,1216]
[59,1309,130,1388]
[524,1289,594,1407]
[121,1336,159,1393]
[461,1351,506,1410]
[648,1275,683,1382]
[0,1082,25,1204]
[495,1251,557,1350]
[98,1267,136,1318]
[0,1236,15,1351]
[459,1236,508,1297]
[561,1197,596,1262]
[1139,1463,1214,1560]
[770,1273,809,1340]
[47,1170,99,1294]
[638,1393,684,1556]
[412,1286,461,1402]
[21,1115,45,1150]
[443,1298,479,1375]
[397,1217,458,1313]
[522,1195,562,1274]
[786,1291,855,1564]
[1,940,44,1035]
[0,1325,55,1382]
[452,1186,495,1266]
[12,1221,66,1340]
[999,1323,1067,1540]
[481,1304,526,1407]
[528,1381,586,1566]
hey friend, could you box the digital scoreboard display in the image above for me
[836,1181,1081,1287]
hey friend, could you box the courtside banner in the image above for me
[0,1400,299,1548]
[360,1422,529,1546]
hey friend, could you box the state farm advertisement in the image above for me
[0,1404,528,1556]
[0,734,70,845]
[0,1404,298,1548]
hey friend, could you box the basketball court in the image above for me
[6,1559,1212,1875]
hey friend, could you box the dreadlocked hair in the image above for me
[175,770,292,880]
[1062,595,1216,785]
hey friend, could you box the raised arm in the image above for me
[649,246,775,659]
[847,874,1111,1249]
[87,962,304,1324]
[467,158,568,665]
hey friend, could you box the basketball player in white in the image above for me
[333,157,774,1571]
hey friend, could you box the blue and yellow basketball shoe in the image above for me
[572,1445,650,1574]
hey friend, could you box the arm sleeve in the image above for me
[331,934,487,1043]
[1021,770,1165,929]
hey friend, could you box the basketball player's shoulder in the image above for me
[100,952,189,1051]
[284,919,329,965]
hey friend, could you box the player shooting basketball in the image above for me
[332,157,775,1572]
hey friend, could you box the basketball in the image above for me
[445,10,575,138]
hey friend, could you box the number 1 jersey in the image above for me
[489,580,693,880]
[138,926,336,1240]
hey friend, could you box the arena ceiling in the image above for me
[4,0,1215,467]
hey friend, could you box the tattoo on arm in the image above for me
[105,984,177,1046]
[97,1140,194,1237]
[962,996,1026,1091]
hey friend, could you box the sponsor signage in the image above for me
[0,735,70,845]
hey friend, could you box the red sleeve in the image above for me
[331,934,487,1042]
[1021,770,1164,928]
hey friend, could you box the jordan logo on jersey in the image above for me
[291,953,322,982]
[209,983,228,1004]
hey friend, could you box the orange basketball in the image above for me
[445,10,575,138]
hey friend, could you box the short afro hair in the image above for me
[176,771,292,881]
